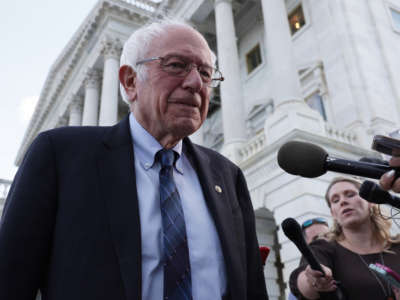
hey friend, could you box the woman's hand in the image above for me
[304,265,337,292]
[297,264,337,299]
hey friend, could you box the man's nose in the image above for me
[181,67,203,92]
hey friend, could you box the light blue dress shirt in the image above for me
[129,113,227,300]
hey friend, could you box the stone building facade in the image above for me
[16,0,400,298]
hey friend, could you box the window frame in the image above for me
[305,92,328,121]
[245,43,263,75]
[299,62,332,122]
[286,0,311,40]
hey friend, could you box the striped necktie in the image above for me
[158,149,192,300]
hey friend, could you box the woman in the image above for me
[289,176,400,300]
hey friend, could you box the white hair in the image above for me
[119,19,216,104]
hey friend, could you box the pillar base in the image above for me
[265,99,324,145]
[221,139,247,164]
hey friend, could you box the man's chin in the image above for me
[170,119,201,138]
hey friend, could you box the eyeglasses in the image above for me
[301,218,328,231]
[136,55,224,88]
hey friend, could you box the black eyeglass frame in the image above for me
[135,55,224,88]
[301,217,328,231]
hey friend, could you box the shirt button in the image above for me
[145,163,150,168]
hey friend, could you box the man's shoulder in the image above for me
[39,125,108,144]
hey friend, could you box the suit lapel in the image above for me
[97,116,142,300]
[183,139,239,290]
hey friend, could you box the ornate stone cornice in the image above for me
[101,36,123,59]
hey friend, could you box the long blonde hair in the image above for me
[324,176,400,250]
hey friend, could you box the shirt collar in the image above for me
[129,113,183,174]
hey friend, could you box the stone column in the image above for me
[261,2,324,297]
[99,37,122,126]
[261,0,303,106]
[214,0,247,163]
[68,95,83,126]
[261,0,323,144]
[82,68,101,126]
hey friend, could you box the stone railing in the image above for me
[240,131,267,161]
[324,123,358,145]
[239,121,358,164]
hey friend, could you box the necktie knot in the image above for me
[158,149,175,168]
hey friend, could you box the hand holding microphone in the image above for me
[359,180,400,209]
[277,139,400,195]
[303,264,336,293]
[282,218,343,298]
[380,156,400,194]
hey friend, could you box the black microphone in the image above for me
[359,180,400,209]
[281,218,325,274]
[282,218,347,300]
[277,141,395,179]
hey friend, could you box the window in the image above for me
[390,8,400,32]
[306,93,327,121]
[246,44,262,74]
[288,4,306,35]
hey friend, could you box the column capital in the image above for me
[101,36,122,60]
[69,94,84,112]
[84,68,101,89]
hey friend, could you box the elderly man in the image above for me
[0,21,267,300]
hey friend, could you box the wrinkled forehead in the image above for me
[147,25,213,65]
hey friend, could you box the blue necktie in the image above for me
[158,149,192,300]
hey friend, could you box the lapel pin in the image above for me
[215,185,222,193]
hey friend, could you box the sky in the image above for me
[0,0,99,180]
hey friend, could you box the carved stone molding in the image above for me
[84,68,102,89]
[101,36,123,60]
[57,114,69,127]
[69,94,84,113]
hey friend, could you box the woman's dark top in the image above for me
[289,239,400,300]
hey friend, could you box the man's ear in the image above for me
[119,65,137,102]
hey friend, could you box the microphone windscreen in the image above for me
[282,218,326,275]
[278,141,328,178]
[281,217,304,245]
[359,180,386,205]
[359,180,376,202]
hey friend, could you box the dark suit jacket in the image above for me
[0,116,268,300]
